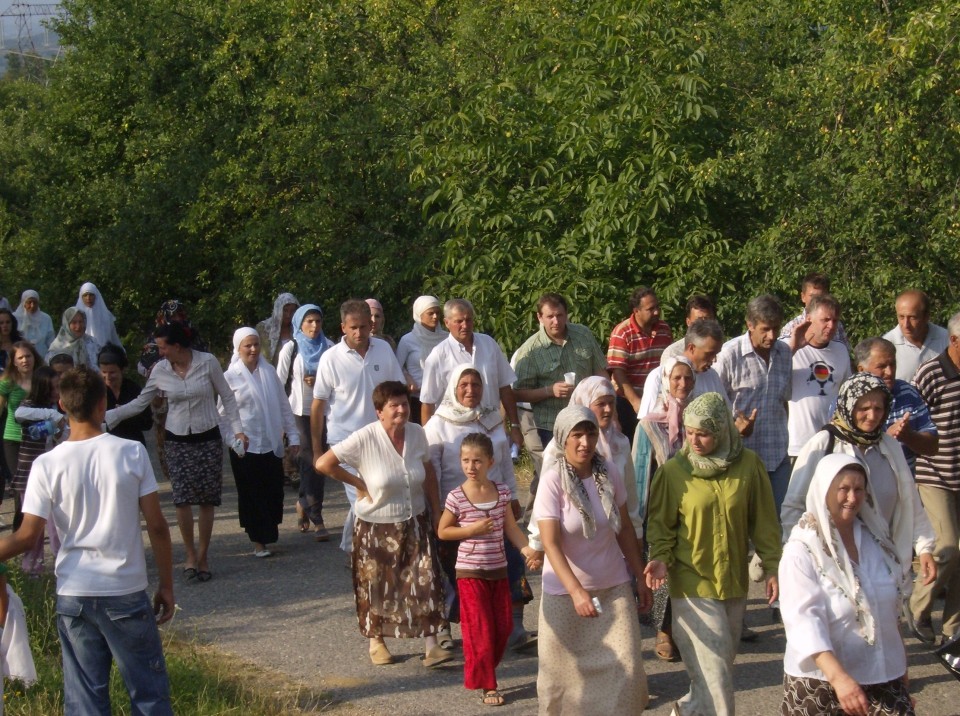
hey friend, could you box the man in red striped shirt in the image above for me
[606,286,673,441]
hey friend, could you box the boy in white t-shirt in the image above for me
[0,366,175,715]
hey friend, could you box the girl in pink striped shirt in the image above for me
[438,433,538,707]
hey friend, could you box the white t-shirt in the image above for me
[333,421,430,523]
[23,433,158,597]
[420,333,516,414]
[785,340,851,455]
[312,337,404,444]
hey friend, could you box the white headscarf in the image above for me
[411,295,448,366]
[75,282,118,351]
[228,327,286,456]
[14,290,55,355]
[787,453,906,645]
[259,292,299,359]
[434,363,502,431]
[568,376,628,467]
[47,307,92,366]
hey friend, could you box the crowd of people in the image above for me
[0,273,958,713]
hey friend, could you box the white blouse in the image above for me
[275,337,334,416]
[220,364,299,456]
[423,415,518,502]
[333,421,431,524]
[106,351,242,437]
[780,521,906,685]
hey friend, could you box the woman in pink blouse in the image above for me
[532,405,651,715]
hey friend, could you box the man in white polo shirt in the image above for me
[310,299,404,550]
[884,289,950,382]
[419,298,523,450]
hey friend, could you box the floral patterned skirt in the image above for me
[353,512,445,639]
[780,673,914,715]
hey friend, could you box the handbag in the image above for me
[935,631,960,681]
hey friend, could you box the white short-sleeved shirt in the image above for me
[780,522,906,684]
[420,333,516,414]
[276,337,336,416]
[333,421,430,523]
[785,340,851,455]
[312,337,404,444]
[883,323,949,383]
[23,433,158,596]
[638,365,729,419]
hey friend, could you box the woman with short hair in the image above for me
[105,322,245,582]
[316,381,449,668]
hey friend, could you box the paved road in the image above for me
[135,444,958,715]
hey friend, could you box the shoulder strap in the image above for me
[283,340,299,395]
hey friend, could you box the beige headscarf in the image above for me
[553,406,620,539]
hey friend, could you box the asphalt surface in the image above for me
[123,439,960,714]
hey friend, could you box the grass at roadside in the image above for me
[3,567,334,715]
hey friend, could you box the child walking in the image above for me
[438,433,537,707]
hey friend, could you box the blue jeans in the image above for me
[56,591,172,716]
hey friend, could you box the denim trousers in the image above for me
[56,590,172,716]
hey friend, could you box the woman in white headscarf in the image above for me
[46,308,97,367]
[256,292,299,365]
[533,405,651,715]
[633,356,697,660]
[396,295,448,424]
[424,364,523,648]
[75,282,122,355]
[220,328,300,557]
[13,290,54,357]
[779,453,914,716]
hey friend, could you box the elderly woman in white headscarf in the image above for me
[46,307,97,367]
[75,282,122,356]
[533,405,651,715]
[13,290,55,357]
[256,292,299,365]
[779,453,914,716]
[424,364,526,648]
[633,356,696,661]
[220,328,300,557]
[397,295,449,424]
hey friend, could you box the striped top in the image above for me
[914,350,960,491]
[445,482,512,578]
[606,316,673,391]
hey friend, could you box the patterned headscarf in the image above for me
[677,392,742,478]
[260,292,299,358]
[788,453,905,645]
[553,406,620,539]
[829,373,892,447]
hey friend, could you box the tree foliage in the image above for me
[0,0,957,352]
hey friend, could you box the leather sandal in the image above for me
[655,630,679,662]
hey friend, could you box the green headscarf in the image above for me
[677,392,743,478]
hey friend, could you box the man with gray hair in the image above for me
[908,311,960,643]
[419,298,524,450]
[715,295,792,511]
[638,318,729,418]
[781,293,851,460]
[854,337,938,472]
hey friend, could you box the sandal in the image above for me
[655,631,679,662]
[481,690,504,706]
[182,567,198,581]
[196,570,213,583]
[297,503,310,533]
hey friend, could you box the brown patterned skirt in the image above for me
[165,436,223,506]
[352,511,445,639]
[780,673,914,715]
